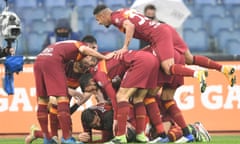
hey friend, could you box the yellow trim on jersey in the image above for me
[98,60,108,74]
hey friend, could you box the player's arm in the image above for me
[79,45,113,60]
[122,19,135,50]
[68,88,92,114]
[94,72,118,120]
[114,19,135,59]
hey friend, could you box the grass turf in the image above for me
[0,135,240,144]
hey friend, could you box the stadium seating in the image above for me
[209,16,234,36]
[27,32,46,56]
[201,5,225,22]
[78,6,95,23]
[222,0,240,4]
[77,19,86,36]
[90,19,108,33]
[50,6,72,20]
[183,29,209,52]
[31,19,55,34]
[75,0,98,7]
[94,30,119,52]
[103,0,126,10]
[44,0,66,8]
[19,7,47,24]
[183,16,205,31]
[6,0,240,57]
[217,29,240,52]
[231,5,240,21]
[225,40,240,55]
[15,0,38,8]
[194,0,216,5]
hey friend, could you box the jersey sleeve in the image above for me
[111,10,128,32]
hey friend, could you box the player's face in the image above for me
[84,56,98,67]
[74,60,90,74]
[89,112,101,128]
[95,13,111,28]
[86,42,98,51]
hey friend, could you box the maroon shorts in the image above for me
[120,50,158,89]
[34,56,68,97]
[150,24,188,62]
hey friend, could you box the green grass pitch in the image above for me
[0,135,239,144]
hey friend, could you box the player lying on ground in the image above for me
[77,73,211,143]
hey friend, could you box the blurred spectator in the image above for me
[42,18,80,49]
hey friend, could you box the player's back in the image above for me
[38,40,85,62]
[111,9,161,42]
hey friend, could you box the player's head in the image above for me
[82,35,98,51]
[144,4,156,20]
[79,73,98,94]
[75,54,98,74]
[93,4,112,28]
[81,108,101,129]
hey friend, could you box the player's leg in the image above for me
[152,29,208,93]
[132,89,149,143]
[184,49,236,86]
[161,58,208,93]
[37,97,51,139]
[145,87,170,143]
[106,87,137,144]
[49,96,59,139]
[160,88,194,143]
[56,96,75,143]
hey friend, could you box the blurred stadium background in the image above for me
[0,0,239,60]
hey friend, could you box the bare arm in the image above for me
[79,45,113,60]
[122,19,135,50]
[114,19,135,59]
[68,88,92,106]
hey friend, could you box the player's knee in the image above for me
[132,96,144,104]
[161,88,176,101]
[161,59,174,75]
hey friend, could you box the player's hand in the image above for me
[113,47,128,59]
[78,132,90,142]
[104,52,115,60]
[73,95,81,105]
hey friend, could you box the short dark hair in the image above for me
[144,4,156,13]
[81,108,96,128]
[82,35,97,44]
[79,73,93,92]
[93,4,108,15]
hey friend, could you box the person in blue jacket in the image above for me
[42,18,80,50]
